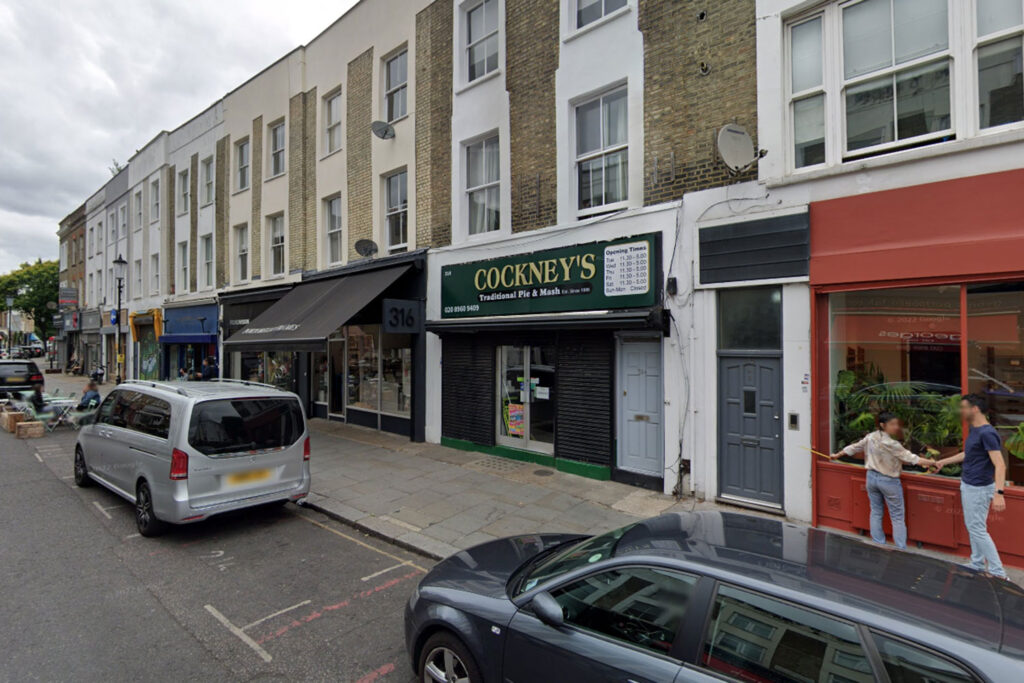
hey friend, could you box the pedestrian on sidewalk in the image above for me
[933,394,1008,579]
[831,411,935,550]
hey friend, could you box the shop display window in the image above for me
[265,351,296,392]
[381,333,411,417]
[312,351,329,404]
[347,325,379,411]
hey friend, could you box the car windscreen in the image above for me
[0,363,36,378]
[513,523,636,595]
[188,397,304,456]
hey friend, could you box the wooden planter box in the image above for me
[1,411,25,433]
[15,420,44,439]
[816,460,1024,568]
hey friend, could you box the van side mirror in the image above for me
[532,591,564,628]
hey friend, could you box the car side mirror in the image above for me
[532,591,564,628]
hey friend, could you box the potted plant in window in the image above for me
[907,392,963,477]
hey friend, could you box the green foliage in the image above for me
[1004,423,1024,462]
[0,259,60,339]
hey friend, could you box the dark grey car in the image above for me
[405,511,1024,682]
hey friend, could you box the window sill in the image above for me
[455,68,502,96]
[563,5,632,44]
[386,114,410,127]
[577,200,629,219]
[200,201,214,209]
[264,274,286,282]
[176,211,189,218]
[264,172,286,183]
[231,187,250,197]
[320,147,343,162]
[769,125,1024,188]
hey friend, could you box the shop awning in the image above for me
[223,265,410,352]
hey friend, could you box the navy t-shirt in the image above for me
[962,424,1002,486]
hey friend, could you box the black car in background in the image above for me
[405,511,1024,683]
[0,360,44,399]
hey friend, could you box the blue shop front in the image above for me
[159,302,219,380]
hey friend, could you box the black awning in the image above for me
[223,265,410,351]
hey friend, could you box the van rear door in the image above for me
[184,396,307,509]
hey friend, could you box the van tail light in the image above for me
[303,437,310,461]
[170,449,189,480]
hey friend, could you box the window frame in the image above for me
[178,241,189,293]
[236,138,250,191]
[179,169,190,214]
[384,169,409,254]
[118,205,127,238]
[134,190,143,230]
[465,133,501,236]
[465,0,500,83]
[201,156,214,205]
[201,234,213,289]
[268,121,286,177]
[325,195,343,265]
[868,628,984,683]
[150,254,160,295]
[973,0,1024,134]
[574,0,630,31]
[268,214,285,276]
[384,49,409,123]
[150,178,160,223]
[133,259,142,300]
[234,224,250,283]
[324,90,342,155]
[573,85,630,217]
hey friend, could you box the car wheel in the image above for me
[73,447,92,487]
[419,632,481,683]
[135,481,166,537]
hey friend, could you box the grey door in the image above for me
[718,356,782,505]
[618,340,663,477]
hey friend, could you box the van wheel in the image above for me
[419,632,481,683]
[73,447,92,487]
[135,481,166,537]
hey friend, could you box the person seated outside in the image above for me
[77,381,101,411]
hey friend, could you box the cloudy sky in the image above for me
[0,0,359,274]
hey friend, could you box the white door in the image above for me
[617,340,663,477]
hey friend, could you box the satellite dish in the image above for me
[354,239,379,258]
[371,121,396,140]
[717,123,756,172]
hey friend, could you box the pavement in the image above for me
[38,370,1024,585]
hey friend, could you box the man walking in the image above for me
[934,394,1008,579]
[831,411,934,549]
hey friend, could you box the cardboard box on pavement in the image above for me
[2,411,26,433]
[15,420,44,439]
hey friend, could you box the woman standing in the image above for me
[831,412,936,550]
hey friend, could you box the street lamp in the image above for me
[4,295,12,357]
[113,254,127,384]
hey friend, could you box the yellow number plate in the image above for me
[227,469,270,485]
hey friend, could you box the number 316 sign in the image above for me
[382,298,422,334]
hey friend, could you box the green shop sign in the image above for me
[441,233,659,318]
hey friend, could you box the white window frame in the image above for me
[178,241,189,293]
[96,222,103,253]
[179,169,190,213]
[325,195,343,265]
[973,0,1024,134]
[202,157,214,205]
[465,134,501,235]
[269,214,285,276]
[134,191,143,230]
[574,85,629,217]
[151,254,160,295]
[384,49,409,123]
[133,259,142,300]
[573,0,630,31]
[150,179,160,223]
[324,90,342,155]
[108,212,116,243]
[201,234,213,289]
[465,0,500,83]
[236,139,250,190]
[235,224,249,283]
[118,205,127,237]
[384,170,408,253]
[269,122,286,177]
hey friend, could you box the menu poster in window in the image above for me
[441,233,659,318]
[508,403,524,436]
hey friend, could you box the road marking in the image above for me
[360,561,409,582]
[242,600,312,631]
[33,453,43,463]
[204,604,273,663]
[355,663,396,683]
[295,512,428,573]
[100,503,126,511]
[92,501,112,519]
[124,533,141,539]
[60,475,75,480]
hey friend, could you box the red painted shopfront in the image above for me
[810,168,1024,568]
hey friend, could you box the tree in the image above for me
[0,259,59,340]
[109,158,125,176]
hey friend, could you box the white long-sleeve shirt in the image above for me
[842,430,920,478]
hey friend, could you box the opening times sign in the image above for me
[441,233,658,318]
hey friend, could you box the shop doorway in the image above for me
[329,339,346,416]
[496,345,555,454]
[616,338,664,478]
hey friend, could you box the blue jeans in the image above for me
[866,470,906,549]
[960,482,1007,578]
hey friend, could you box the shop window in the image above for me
[348,325,379,411]
[312,351,329,404]
[265,351,295,392]
[497,344,556,453]
[230,350,264,383]
[382,333,411,417]
[718,287,782,350]
[829,286,962,454]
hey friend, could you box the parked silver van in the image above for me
[74,379,311,536]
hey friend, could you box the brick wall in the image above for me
[638,1,758,204]
[414,0,453,249]
[189,153,199,292]
[347,48,373,260]
[250,116,263,278]
[285,88,319,274]
[302,89,317,271]
[506,0,559,233]
[164,166,175,295]
[215,135,229,287]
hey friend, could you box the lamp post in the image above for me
[113,254,127,384]
[4,296,12,358]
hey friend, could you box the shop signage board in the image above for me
[441,233,658,318]
[382,299,422,333]
[59,287,78,309]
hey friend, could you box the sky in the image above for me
[0,0,360,275]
